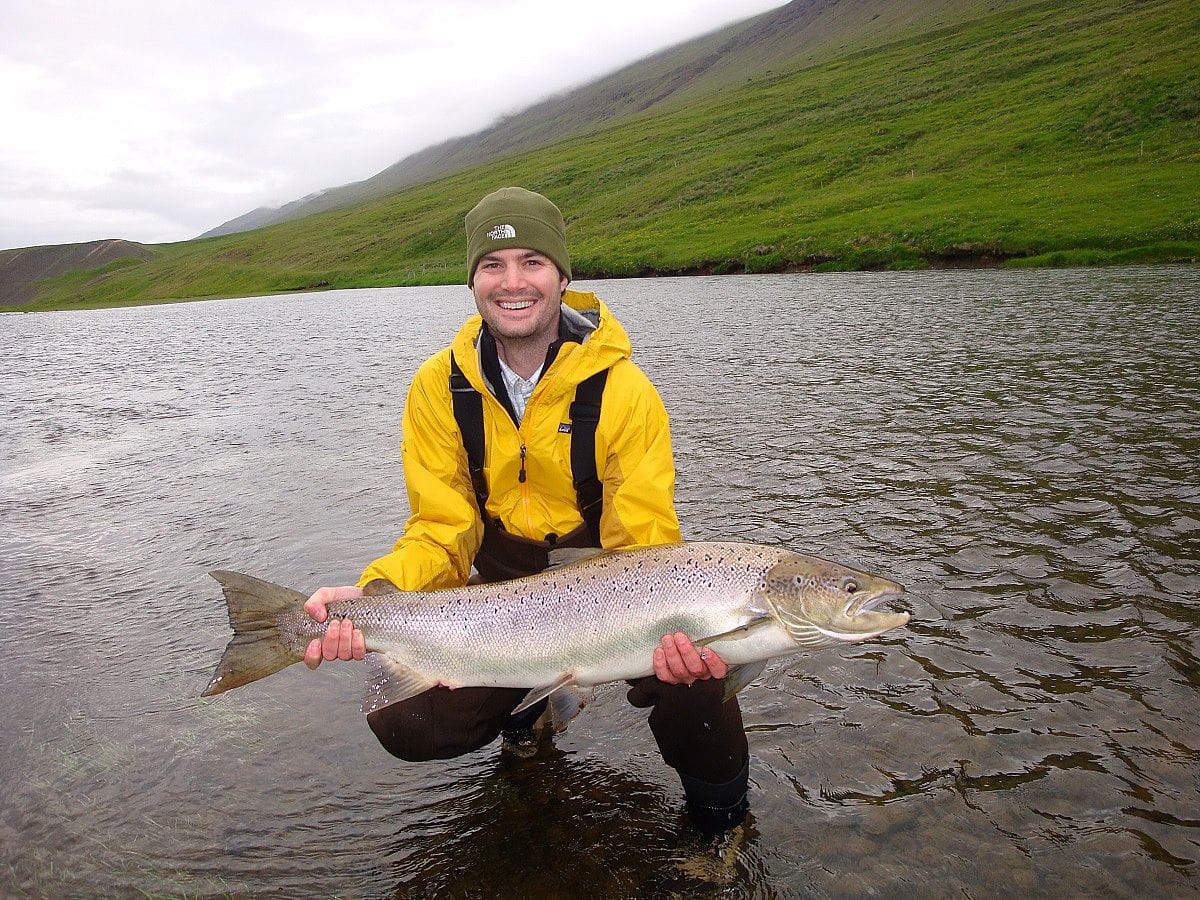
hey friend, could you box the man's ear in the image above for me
[559,273,569,294]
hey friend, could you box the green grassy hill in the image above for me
[13,0,1199,311]
[200,0,1001,236]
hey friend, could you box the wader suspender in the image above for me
[449,354,608,546]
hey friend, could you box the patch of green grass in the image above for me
[1008,241,1200,268]
[10,0,1199,311]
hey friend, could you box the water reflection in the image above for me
[1,267,1197,896]
[382,748,761,897]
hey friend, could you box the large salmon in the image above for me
[201,542,909,722]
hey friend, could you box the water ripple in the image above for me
[1,268,1198,895]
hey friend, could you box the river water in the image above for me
[1,266,1197,897]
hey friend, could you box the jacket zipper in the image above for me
[518,439,535,533]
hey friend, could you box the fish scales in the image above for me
[324,543,789,687]
[202,541,910,717]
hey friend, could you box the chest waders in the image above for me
[366,350,750,831]
[449,353,608,583]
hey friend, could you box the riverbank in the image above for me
[5,244,1197,313]
[4,0,1196,313]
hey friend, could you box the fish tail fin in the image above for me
[202,570,309,697]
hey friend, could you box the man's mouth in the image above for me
[494,292,540,311]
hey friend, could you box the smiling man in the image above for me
[303,187,750,833]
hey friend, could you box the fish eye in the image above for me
[844,579,859,593]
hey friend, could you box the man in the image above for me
[304,187,749,832]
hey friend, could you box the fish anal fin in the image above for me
[548,685,594,732]
[513,672,577,715]
[722,661,768,702]
[361,654,436,715]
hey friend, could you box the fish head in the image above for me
[760,554,910,645]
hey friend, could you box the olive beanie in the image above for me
[465,187,571,286]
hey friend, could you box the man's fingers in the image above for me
[672,632,708,678]
[652,646,670,682]
[652,633,729,684]
[336,618,355,661]
[305,621,363,669]
[304,596,328,622]
[322,618,343,661]
[304,639,323,670]
[701,646,728,679]
[305,585,364,623]
[660,633,696,684]
[305,586,337,623]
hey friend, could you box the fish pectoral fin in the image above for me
[721,661,768,702]
[512,672,578,716]
[694,615,774,648]
[360,654,436,716]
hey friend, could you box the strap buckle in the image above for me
[449,371,475,393]
[569,399,601,425]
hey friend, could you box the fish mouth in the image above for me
[846,587,906,618]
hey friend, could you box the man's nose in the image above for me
[500,262,527,290]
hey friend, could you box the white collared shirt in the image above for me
[497,356,543,423]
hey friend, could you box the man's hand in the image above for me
[303,585,367,670]
[652,631,728,685]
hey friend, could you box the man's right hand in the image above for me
[303,585,367,669]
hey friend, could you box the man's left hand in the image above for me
[652,631,727,685]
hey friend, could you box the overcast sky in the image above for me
[0,0,785,251]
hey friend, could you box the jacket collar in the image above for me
[451,290,631,397]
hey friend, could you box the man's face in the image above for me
[471,247,567,346]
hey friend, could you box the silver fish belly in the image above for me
[202,541,910,722]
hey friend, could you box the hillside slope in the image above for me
[0,240,153,306]
[15,0,1199,311]
[200,0,998,237]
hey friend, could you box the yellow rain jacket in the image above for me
[359,290,682,591]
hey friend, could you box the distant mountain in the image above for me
[0,239,153,306]
[16,0,1197,311]
[200,0,994,238]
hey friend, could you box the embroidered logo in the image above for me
[558,423,572,434]
[487,224,517,240]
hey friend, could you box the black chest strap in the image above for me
[449,353,608,545]
[449,356,489,514]
[569,368,607,545]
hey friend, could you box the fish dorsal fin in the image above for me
[512,672,578,715]
[722,661,769,702]
[361,654,436,715]
[546,547,612,569]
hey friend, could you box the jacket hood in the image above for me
[450,289,631,395]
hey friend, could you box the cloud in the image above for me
[0,0,784,250]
